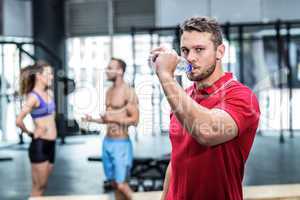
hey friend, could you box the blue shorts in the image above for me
[102,137,133,183]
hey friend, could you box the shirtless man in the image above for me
[83,58,139,200]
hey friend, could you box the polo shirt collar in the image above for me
[193,72,233,95]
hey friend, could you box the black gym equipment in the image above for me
[88,154,170,192]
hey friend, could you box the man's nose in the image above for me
[186,50,197,63]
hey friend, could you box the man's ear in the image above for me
[216,44,225,61]
[118,68,124,76]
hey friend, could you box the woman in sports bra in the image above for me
[16,61,57,197]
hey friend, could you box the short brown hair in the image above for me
[180,16,223,48]
[111,57,126,74]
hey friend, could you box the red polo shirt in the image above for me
[167,72,260,200]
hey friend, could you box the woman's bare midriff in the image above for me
[33,114,57,140]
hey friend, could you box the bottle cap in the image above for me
[186,63,192,73]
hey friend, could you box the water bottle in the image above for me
[149,55,192,75]
[175,57,193,75]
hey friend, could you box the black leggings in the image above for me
[29,138,56,164]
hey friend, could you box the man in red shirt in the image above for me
[151,17,260,200]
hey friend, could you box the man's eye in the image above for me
[181,49,188,55]
[195,48,204,53]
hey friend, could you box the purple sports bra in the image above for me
[29,91,55,119]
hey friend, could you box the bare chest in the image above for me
[106,88,128,109]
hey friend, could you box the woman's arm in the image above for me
[16,95,37,135]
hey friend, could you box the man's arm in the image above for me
[152,48,237,146]
[161,162,171,200]
[159,75,237,146]
[82,114,103,124]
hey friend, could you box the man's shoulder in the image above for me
[225,80,260,109]
[106,86,113,94]
[227,80,255,95]
[123,83,135,93]
[123,83,138,102]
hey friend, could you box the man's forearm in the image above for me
[90,118,103,124]
[161,162,171,200]
[158,74,212,137]
[103,115,137,126]
[159,75,238,146]
[102,113,138,126]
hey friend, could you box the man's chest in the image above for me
[106,88,128,109]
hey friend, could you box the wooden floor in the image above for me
[29,192,161,200]
[29,184,300,200]
[243,184,300,200]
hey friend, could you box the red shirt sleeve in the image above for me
[214,86,260,137]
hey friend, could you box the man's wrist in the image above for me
[93,116,104,123]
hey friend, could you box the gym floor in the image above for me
[0,133,299,200]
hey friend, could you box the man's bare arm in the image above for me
[158,74,238,146]
[161,162,171,200]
